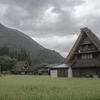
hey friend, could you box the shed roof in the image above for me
[51,61,75,69]
[45,63,61,68]
[51,64,69,68]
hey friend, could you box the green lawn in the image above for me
[0,75,100,100]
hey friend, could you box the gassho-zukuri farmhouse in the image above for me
[50,27,100,78]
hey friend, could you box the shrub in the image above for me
[85,75,93,78]
[7,70,11,74]
[2,70,11,74]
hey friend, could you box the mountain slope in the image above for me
[0,23,44,52]
[0,23,64,63]
[33,49,64,63]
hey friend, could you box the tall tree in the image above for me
[34,63,48,74]
[17,48,28,61]
[0,55,17,71]
[27,52,32,65]
[33,58,41,63]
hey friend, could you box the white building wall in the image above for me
[51,70,57,77]
[68,67,72,78]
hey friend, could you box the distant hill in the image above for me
[0,23,64,63]
[0,23,44,52]
[33,49,64,63]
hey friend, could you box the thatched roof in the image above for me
[11,61,32,72]
[64,27,100,63]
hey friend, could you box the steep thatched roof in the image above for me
[11,61,32,72]
[64,27,100,63]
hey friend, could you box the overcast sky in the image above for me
[0,0,100,58]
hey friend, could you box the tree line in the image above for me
[0,46,41,72]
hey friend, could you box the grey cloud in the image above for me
[1,0,100,57]
[0,0,84,37]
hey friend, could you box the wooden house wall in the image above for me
[96,68,100,77]
[58,69,68,77]
[73,68,96,77]
[12,71,33,75]
[27,72,33,75]
[51,68,68,77]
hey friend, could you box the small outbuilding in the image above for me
[50,62,75,77]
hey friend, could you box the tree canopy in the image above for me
[0,55,17,71]
[34,63,48,74]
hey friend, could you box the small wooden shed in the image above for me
[50,63,73,77]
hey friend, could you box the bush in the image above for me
[2,70,11,74]
[85,75,93,78]
[7,70,11,74]
[89,75,93,78]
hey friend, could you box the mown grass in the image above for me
[0,75,100,100]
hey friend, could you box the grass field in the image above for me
[0,75,100,100]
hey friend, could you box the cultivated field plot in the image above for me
[0,75,100,100]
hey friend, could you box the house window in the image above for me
[98,53,100,58]
[87,54,93,58]
[75,55,77,59]
[82,45,85,49]
[92,45,95,49]
[82,54,87,59]
[82,54,93,59]
[79,46,82,50]
[85,45,88,49]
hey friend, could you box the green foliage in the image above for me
[27,52,32,65]
[33,49,64,64]
[0,55,17,71]
[17,48,28,61]
[33,58,41,63]
[0,46,32,65]
[34,63,48,74]
[85,75,93,78]
[0,46,9,56]
[17,49,32,65]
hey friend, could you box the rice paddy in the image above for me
[0,75,100,100]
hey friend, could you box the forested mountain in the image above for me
[33,49,64,63]
[0,23,64,63]
[0,23,44,52]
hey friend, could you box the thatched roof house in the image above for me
[51,27,100,78]
[11,61,33,75]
